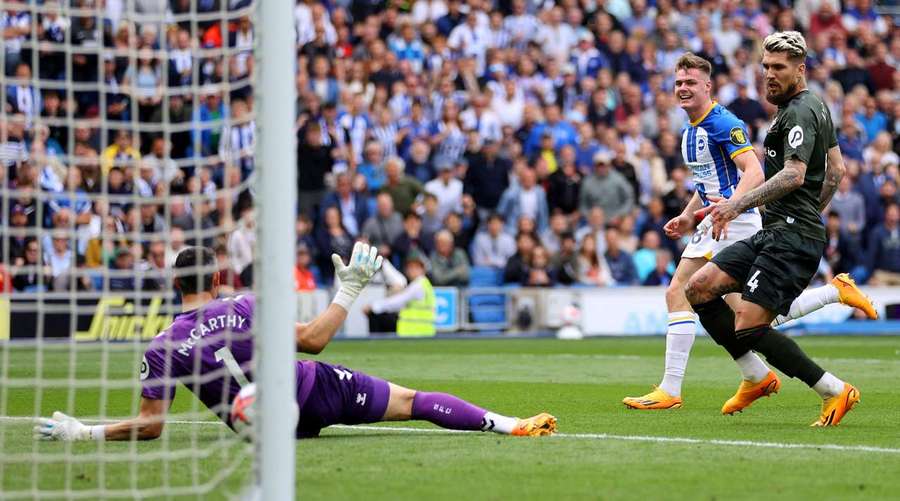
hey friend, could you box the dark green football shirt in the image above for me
[762,90,837,242]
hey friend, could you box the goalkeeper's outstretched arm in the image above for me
[34,397,169,441]
[295,241,383,354]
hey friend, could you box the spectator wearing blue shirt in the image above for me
[574,122,601,172]
[496,167,549,235]
[604,225,638,285]
[524,104,578,157]
[570,31,607,79]
[389,21,426,73]
[632,230,663,283]
[642,250,674,286]
[397,101,431,158]
[46,167,92,230]
[308,56,340,106]
[837,120,865,162]
[357,140,387,193]
[191,90,228,158]
[855,97,888,143]
[435,0,465,36]
[868,202,900,285]
[463,139,511,214]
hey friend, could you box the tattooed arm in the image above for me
[818,145,846,212]
[696,159,806,239]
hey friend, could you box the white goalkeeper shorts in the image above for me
[682,210,762,261]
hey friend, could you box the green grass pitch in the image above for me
[2,336,899,500]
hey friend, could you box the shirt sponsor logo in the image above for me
[788,126,804,148]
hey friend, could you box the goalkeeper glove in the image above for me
[331,241,384,311]
[33,411,104,441]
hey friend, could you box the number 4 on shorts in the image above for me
[747,270,761,293]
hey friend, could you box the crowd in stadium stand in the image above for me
[1,0,898,294]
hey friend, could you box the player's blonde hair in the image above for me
[763,31,808,63]
[675,52,712,76]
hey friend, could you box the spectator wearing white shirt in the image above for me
[143,137,181,185]
[424,157,463,222]
[1,8,30,76]
[45,231,73,291]
[503,0,540,50]
[167,28,193,88]
[6,63,41,124]
[460,94,502,144]
[486,11,510,49]
[490,77,525,130]
[228,207,256,286]
[447,11,490,74]
[219,99,256,179]
[537,7,577,63]
[411,0,448,25]
[472,213,516,268]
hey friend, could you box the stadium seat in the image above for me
[469,266,504,287]
[467,292,507,325]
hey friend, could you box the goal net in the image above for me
[0,0,295,498]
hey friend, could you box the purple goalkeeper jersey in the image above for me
[141,293,316,427]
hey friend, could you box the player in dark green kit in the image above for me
[682,31,860,427]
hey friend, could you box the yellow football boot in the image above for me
[832,273,878,320]
[721,371,781,415]
[811,383,860,427]
[511,413,557,436]
[622,387,683,410]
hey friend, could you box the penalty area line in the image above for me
[4,416,899,455]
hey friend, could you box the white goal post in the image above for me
[254,0,297,498]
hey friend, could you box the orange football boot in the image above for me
[721,371,781,415]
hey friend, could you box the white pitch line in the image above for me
[3,416,898,455]
[330,425,900,454]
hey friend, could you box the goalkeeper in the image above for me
[35,244,556,441]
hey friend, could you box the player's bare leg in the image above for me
[381,383,556,436]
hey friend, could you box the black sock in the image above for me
[739,326,825,387]
[692,297,750,359]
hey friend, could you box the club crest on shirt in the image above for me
[730,127,747,145]
[698,137,706,151]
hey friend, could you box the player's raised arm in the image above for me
[295,241,383,354]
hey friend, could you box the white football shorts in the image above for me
[682,210,762,260]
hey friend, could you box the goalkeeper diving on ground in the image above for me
[34,243,556,441]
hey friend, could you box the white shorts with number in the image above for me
[682,210,762,260]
